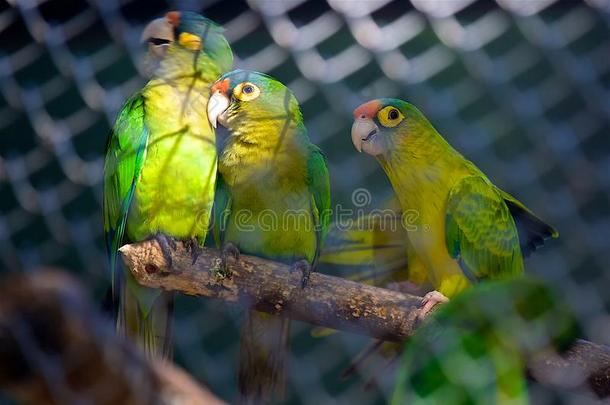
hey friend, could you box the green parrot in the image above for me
[103,11,233,358]
[393,277,580,404]
[350,98,558,316]
[207,69,331,402]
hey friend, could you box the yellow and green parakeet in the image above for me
[103,11,232,358]
[208,69,331,403]
[350,98,558,315]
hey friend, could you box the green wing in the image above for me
[103,93,148,290]
[211,174,232,248]
[306,145,331,263]
[445,176,523,281]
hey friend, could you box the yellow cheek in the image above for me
[178,32,202,51]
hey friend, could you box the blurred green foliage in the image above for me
[393,277,580,404]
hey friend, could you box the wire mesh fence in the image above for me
[0,0,609,403]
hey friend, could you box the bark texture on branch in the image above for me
[121,239,610,399]
[120,240,423,341]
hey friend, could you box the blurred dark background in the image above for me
[0,0,609,403]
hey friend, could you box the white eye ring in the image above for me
[234,82,260,101]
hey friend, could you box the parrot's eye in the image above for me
[149,38,171,46]
[234,82,261,102]
[377,106,405,128]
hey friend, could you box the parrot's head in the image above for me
[141,11,233,75]
[207,69,303,141]
[351,98,433,158]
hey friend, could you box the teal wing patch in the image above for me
[445,176,523,281]
[306,145,331,261]
[103,93,148,290]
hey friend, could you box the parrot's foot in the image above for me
[218,243,239,279]
[417,290,449,321]
[290,259,312,289]
[151,233,177,268]
[184,238,203,265]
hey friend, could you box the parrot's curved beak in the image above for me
[208,90,230,129]
[351,118,381,155]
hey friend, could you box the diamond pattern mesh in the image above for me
[0,0,608,403]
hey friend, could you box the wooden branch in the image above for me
[121,240,610,399]
[528,340,610,398]
[120,241,422,342]
[0,270,225,405]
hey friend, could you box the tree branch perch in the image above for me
[121,240,610,398]
[120,240,422,341]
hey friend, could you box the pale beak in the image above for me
[351,118,379,153]
[140,17,174,44]
[208,91,230,129]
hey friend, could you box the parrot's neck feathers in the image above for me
[226,114,306,149]
[379,129,463,212]
[154,46,223,87]
[219,121,309,184]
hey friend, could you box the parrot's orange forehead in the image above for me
[166,11,180,27]
[353,100,382,119]
[211,78,231,94]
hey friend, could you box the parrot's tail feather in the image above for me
[319,209,410,285]
[117,278,174,359]
[238,311,290,404]
[346,261,410,284]
[142,291,174,358]
[504,199,559,257]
